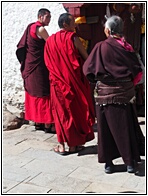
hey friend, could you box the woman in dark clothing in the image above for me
[83,15,144,174]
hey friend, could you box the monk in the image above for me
[83,15,144,173]
[16,8,55,133]
[44,13,95,154]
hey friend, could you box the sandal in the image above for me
[53,145,68,156]
[69,146,85,154]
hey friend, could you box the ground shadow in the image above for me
[108,164,127,173]
[78,145,98,156]
[139,121,145,125]
[85,192,96,193]
[92,123,97,132]
[135,159,145,177]
[137,105,145,117]
[118,191,138,193]
[106,160,145,175]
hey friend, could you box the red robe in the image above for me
[16,21,53,123]
[44,30,95,147]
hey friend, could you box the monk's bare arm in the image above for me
[37,26,49,41]
[74,36,88,60]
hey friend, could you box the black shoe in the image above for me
[127,165,135,173]
[35,123,44,130]
[105,162,114,174]
[44,124,56,134]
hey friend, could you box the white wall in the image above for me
[2,2,66,109]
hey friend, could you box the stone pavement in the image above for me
[2,117,146,194]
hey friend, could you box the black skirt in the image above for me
[96,103,144,165]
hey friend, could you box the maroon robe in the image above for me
[16,21,53,123]
[83,36,142,82]
[83,36,144,165]
[44,30,95,147]
[16,21,50,97]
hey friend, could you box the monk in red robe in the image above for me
[44,13,95,154]
[16,8,55,133]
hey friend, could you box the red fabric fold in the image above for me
[44,30,95,146]
[16,22,53,123]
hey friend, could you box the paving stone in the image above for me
[18,147,54,160]
[3,179,20,193]
[82,182,142,194]
[47,176,91,193]
[7,182,50,193]
[22,158,78,176]
[18,147,96,163]
[18,147,98,170]
[98,172,130,187]
[3,143,30,156]
[3,164,42,187]
[3,131,53,144]
[68,166,105,182]
[43,134,59,145]
[22,140,54,151]
[3,154,34,168]
[26,172,64,187]
[28,173,91,193]
[2,117,145,194]
[64,153,98,170]
[3,170,32,183]
[3,140,52,156]
[122,174,146,192]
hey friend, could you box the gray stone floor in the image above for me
[2,117,146,194]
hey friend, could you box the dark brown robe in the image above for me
[83,36,144,165]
